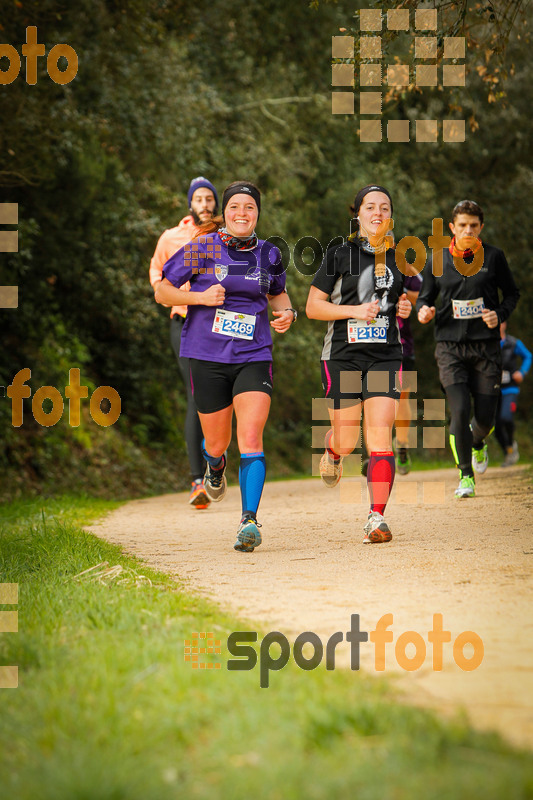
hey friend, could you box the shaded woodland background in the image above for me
[1,0,531,498]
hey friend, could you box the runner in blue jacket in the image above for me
[495,322,531,466]
[156,181,296,552]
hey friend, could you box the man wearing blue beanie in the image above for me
[187,176,218,215]
[150,176,218,509]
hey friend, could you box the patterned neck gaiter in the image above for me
[218,227,258,251]
[348,230,393,255]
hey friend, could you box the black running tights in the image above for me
[170,316,205,481]
[445,383,499,474]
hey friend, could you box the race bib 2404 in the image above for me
[452,297,485,319]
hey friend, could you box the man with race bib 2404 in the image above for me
[417,199,520,498]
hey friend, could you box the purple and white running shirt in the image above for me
[162,233,286,363]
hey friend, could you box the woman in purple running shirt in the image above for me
[156,181,296,553]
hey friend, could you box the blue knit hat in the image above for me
[187,177,218,208]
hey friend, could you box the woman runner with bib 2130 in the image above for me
[306,185,411,543]
[156,182,296,552]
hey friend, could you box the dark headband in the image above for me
[222,183,261,218]
[353,184,393,216]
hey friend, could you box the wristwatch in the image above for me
[285,308,298,322]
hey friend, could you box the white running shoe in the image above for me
[454,475,475,498]
[471,443,488,474]
[319,450,343,488]
[363,512,392,543]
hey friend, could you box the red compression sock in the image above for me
[367,451,395,514]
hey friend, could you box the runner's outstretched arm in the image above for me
[306,286,380,322]
[155,278,224,307]
[267,292,295,333]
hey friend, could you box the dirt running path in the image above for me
[87,466,533,749]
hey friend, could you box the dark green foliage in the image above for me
[1,1,532,496]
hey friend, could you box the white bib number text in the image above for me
[212,308,256,340]
[452,297,485,319]
[348,317,387,344]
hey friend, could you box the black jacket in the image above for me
[416,243,519,342]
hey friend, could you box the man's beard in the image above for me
[191,209,212,226]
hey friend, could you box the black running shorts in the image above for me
[189,359,273,414]
[435,340,502,395]
[321,357,402,407]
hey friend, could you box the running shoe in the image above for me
[397,448,411,476]
[189,481,210,509]
[363,511,392,543]
[502,441,519,467]
[471,443,488,474]
[320,431,344,488]
[320,430,343,488]
[234,514,262,552]
[203,456,227,502]
[319,450,343,487]
[454,475,475,498]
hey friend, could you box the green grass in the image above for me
[1,496,532,799]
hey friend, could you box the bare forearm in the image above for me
[154,275,197,307]
[266,291,292,312]
[156,279,225,308]
[307,298,347,320]
[155,282,196,306]
[306,296,373,322]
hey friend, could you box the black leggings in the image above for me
[170,316,205,481]
[445,383,499,475]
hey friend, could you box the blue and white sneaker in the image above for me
[234,515,262,552]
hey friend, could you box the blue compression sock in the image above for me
[239,452,266,518]
[202,439,223,469]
